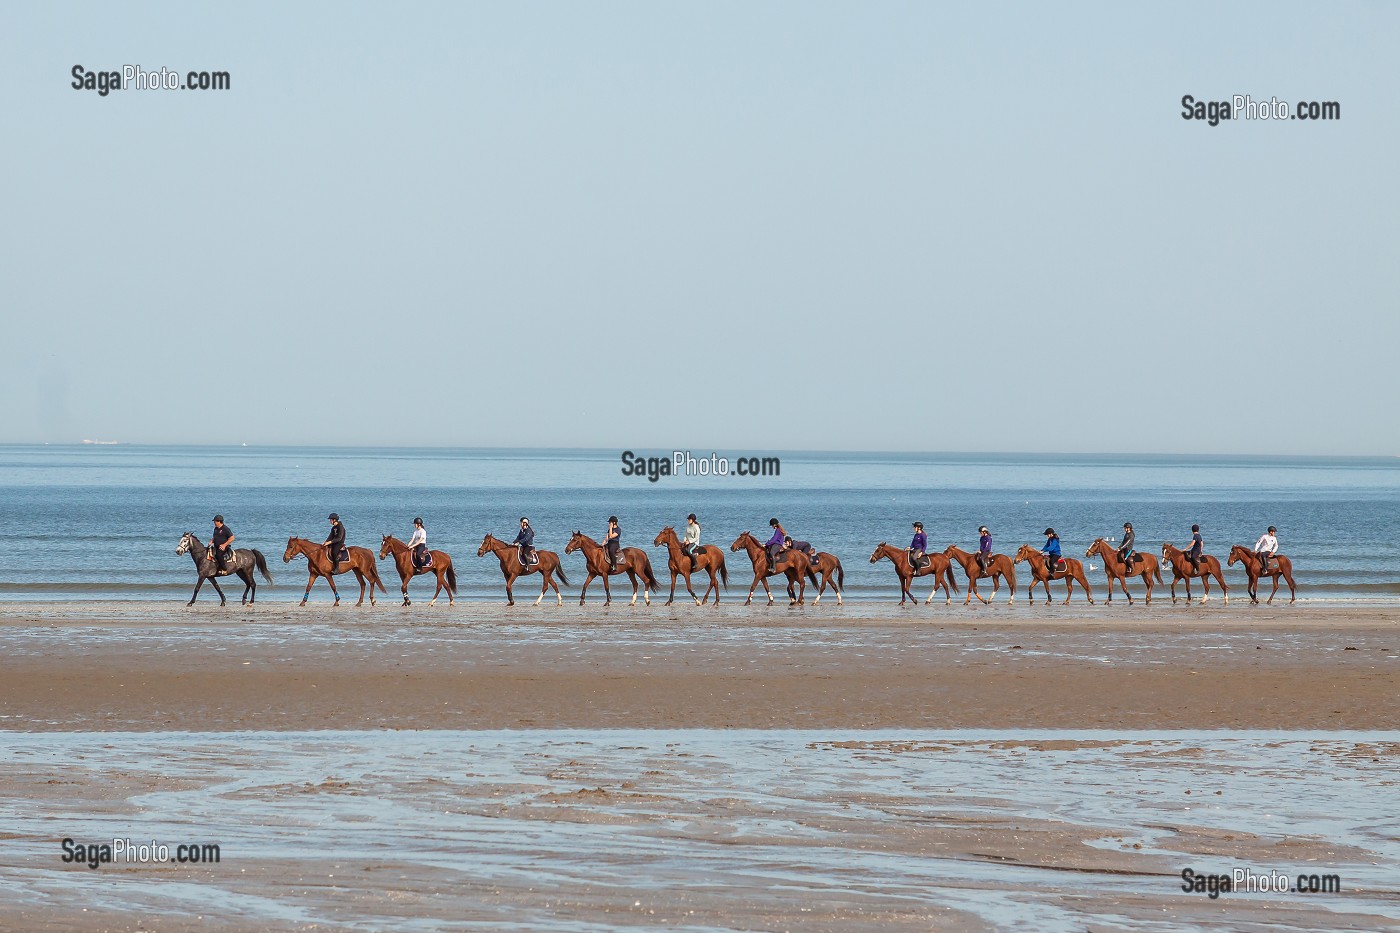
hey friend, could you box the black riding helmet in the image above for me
[608,515,618,524]
[1267,525,1276,533]
[1044,528,1056,536]
[769,518,780,528]
[913,521,923,529]
[329,513,339,521]
[521,517,529,524]
[213,515,224,523]
[688,513,697,521]
[413,517,423,526]
[1192,524,1200,532]
[1123,522,1132,529]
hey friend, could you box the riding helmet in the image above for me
[608,515,618,524]
[1267,525,1276,533]
[521,517,529,524]
[979,526,988,534]
[1124,522,1132,529]
[913,521,923,529]
[770,518,780,527]
[329,513,339,521]
[413,517,423,526]
[213,515,224,523]
[1191,524,1199,532]
[688,513,697,521]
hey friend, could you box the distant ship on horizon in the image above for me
[81,439,120,445]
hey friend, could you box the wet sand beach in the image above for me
[1,602,1397,931]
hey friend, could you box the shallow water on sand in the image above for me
[1,728,1397,931]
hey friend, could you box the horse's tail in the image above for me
[835,561,844,591]
[644,557,661,592]
[555,557,570,588]
[1154,562,1164,585]
[446,564,457,594]
[253,549,274,583]
[947,562,960,593]
[717,553,728,589]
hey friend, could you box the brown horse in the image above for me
[653,527,728,606]
[283,537,385,607]
[942,545,1017,605]
[808,550,846,605]
[1085,538,1162,605]
[1014,545,1095,605]
[379,535,457,606]
[1228,545,1296,605]
[869,543,958,606]
[1160,543,1229,605]
[564,532,660,606]
[477,534,569,606]
[730,531,818,605]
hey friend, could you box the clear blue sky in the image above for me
[2,2,1396,454]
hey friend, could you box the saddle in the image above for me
[910,552,929,571]
[414,551,434,570]
[212,549,237,574]
[1047,557,1066,574]
[516,546,538,569]
[331,547,349,563]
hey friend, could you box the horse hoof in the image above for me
[186,601,195,607]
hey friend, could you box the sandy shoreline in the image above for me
[1,602,1395,732]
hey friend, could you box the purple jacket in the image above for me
[766,528,785,548]
[979,534,992,554]
[910,531,927,552]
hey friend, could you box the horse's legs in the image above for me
[399,570,411,607]
[208,575,227,606]
[239,569,254,605]
[430,571,444,607]
[684,570,699,606]
[666,570,678,606]
[301,573,317,606]
[579,572,595,606]
[188,575,206,607]
[602,569,613,606]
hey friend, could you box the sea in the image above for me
[0,445,1396,603]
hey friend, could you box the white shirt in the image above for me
[1253,533,1277,554]
[408,527,427,548]
[684,523,701,546]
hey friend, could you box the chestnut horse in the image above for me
[1160,543,1229,605]
[1085,538,1162,605]
[942,545,1017,605]
[1228,545,1296,605]
[477,533,569,606]
[379,535,457,607]
[653,527,728,606]
[283,537,385,607]
[808,550,846,605]
[869,543,958,606]
[564,532,660,606]
[729,531,818,605]
[1013,545,1095,605]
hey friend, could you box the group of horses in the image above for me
[175,528,1296,609]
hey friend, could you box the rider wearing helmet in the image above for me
[1117,522,1135,567]
[1253,525,1278,574]
[514,517,536,567]
[211,515,235,575]
[604,516,621,571]
[1041,528,1062,575]
[682,513,702,570]
[977,526,992,575]
[408,517,429,570]
[765,518,786,573]
[908,521,927,570]
[324,513,346,573]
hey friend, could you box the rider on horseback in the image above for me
[1254,525,1278,574]
[765,519,786,572]
[408,517,429,570]
[977,526,992,575]
[682,514,701,570]
[325,513,346,573]
[211,515,235,575]
[1117,522,1135,566]
[514,517,536,567]
[1041,528,1062,575]
[908,522,927,570]
[604,516,621,571]
[1186,524,1203,574]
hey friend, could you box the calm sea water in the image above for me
[0,445,1396,602]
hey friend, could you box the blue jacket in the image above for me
[514,527,534,547]
[1043,537,1061,558]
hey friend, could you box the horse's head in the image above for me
[653,527,675,547]
[379,535,393,560]
[1086,538,1104,557]
[477,534,495,557]
[729,531,752,553]
[870,543,889,563]
[941,544,958,557]
[283,537,301,563]
[1013,544,1035,564]
[564,531,584,554]
[1161,542,1174,557]
[176,532,194,556]
[1227,545,1247,566]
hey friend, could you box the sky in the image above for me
[1,1,1396,454]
